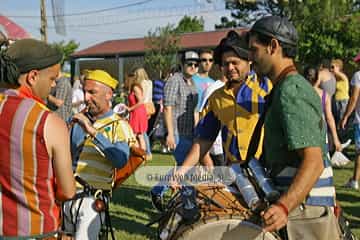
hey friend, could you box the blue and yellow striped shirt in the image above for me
[195,71,272,162]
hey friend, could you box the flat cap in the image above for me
[250,16,298,46]
[6,38,63,73]
[213,30,249,65]
[85,69,118,90]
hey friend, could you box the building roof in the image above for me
[71,28,246,58]
[0,15,31,40]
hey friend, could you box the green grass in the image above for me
[109,149,360,239]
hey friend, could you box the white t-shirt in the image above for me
[141,79,153,103]
[351,71,360,124]
[72,88,85,113]
[199,79,225,155]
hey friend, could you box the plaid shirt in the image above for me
[164,72,198,137]
[48,77,73,121]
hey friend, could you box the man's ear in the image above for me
[105,88,113,101]
[25,70,40,87]
[269,38,279,55]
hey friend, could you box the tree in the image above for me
[216,0,360,68]
[51,40,80,66]
[144,25,180,79]
[174,15,204,34]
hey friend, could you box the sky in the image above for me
[1,0,231,50]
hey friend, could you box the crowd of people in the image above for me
[0,14,359,239]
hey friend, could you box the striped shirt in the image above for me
[195,72,272,162]
[0,94,60,237]
[71,111,135,190]
[152,79,165,103]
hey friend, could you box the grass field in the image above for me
[109,149,360,239]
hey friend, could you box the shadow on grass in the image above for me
[336,191,360,228]
[111,215,157,239]
[337,191,360,203]
[110,185,159,239]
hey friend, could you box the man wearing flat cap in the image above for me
[63,69,136,239]
[171,30,272,188]
[0,39,75,238]
[248,16,341,239]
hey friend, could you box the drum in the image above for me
[158,184,281,240]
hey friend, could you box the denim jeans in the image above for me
[144,132,152,155]
[151,135,193,196]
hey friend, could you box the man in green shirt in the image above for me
[248,16,341,239]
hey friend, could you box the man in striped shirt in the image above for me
[0,39,75,238]
[64,69,135,239]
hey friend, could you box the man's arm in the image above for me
[164,105,176,150]
[45,113,75,201]
[263,146,324,232]
[71,113,130,168]
[176,138,214,175]
[341,86,360,129]
[47,94,63,107]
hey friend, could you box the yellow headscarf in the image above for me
[85,70,118,90]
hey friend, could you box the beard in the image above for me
[86,102,100,117]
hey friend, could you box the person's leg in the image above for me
[210,153,226,166]
[63,196,104,240]
[151,135,192,211]
[137,133,146,151]
[173,136,193,165]
[344,123,360,189]
[144,133,152,160]
[338,100,349,141]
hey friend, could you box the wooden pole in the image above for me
[40,0,47,42]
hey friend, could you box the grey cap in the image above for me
[183,51,200,62]
[250,16,298,46]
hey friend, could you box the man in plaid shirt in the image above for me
[150,50,200,211]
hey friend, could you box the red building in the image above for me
[70,28,245,83]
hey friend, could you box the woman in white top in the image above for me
[134,67,153,160]
[71,76,86,114]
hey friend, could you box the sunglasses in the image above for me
[200,58,214,63]
[186,62,199,68]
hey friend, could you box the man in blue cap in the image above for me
[248,16,341,239]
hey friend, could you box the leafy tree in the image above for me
[51,40,79,66]
[144,25,180,79]
[216,0,360,68]
[174,15,204,34]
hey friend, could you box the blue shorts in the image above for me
[173,136,193,165]
[354,123,360,153]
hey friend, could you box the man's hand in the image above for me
[340,116,348,130]
[169,167,187,192]
[166,134,176,150]
[261,203,288,232]
[54,98,64,107]
[72,113,97,137]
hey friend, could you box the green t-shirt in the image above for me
[264,74,327,177]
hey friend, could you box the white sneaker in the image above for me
[343,179,359,190]
[331,151,351,167]
[341,139,352,150]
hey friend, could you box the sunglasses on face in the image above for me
[200,58,214,63]
[186,62,199,68]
